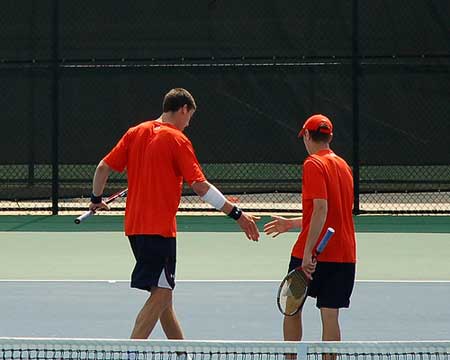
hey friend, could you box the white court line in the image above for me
[0,279,449,283]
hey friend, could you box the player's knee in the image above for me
[151,287,173,308]
[320,307,339,324]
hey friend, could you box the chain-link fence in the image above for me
[1,0,449,215]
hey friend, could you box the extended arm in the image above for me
[191,181,260,241]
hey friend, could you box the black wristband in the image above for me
[90,193,103,204]
[228,205,242,220]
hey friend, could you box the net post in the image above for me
[297,343,307,360]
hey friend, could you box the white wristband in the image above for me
[200,185,227,210]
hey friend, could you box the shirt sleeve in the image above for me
[175,137,206,185]
[302,158,327,200]
[102,129,131,173]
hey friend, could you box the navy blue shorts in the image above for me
[288,256,355,309]
[128,235,176,291]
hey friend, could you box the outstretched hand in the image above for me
[237,212,261,241]
[263,215,292,237]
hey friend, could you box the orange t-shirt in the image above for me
[103,120,206,237]
[292,149,356,263]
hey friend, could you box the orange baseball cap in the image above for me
[298,114,333,137]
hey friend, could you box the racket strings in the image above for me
[278,270,308,316]
[288,270,308,298]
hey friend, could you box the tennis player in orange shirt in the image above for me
[264,114,356,343]
[88,88,260,339]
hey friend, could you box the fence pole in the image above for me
[27,0,37,187]
[51,0,60,215]
[352,0,360,215]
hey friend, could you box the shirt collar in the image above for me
[315,149,333,156]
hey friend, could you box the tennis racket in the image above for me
[74,188,128,224]
[277,227,335,316]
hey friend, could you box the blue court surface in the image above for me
[0,280,449,341]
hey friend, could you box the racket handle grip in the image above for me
[74,210,94,224]
[316,227,335,254]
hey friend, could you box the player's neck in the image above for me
[160,113,180,129]
[309,143,330,155]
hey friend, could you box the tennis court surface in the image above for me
[0,215,449,342]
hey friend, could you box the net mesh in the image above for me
[0,339,449,360]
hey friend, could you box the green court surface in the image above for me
[1,215,450,233]
[0,215,449,281]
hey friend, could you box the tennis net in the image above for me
[0,338,449,360]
